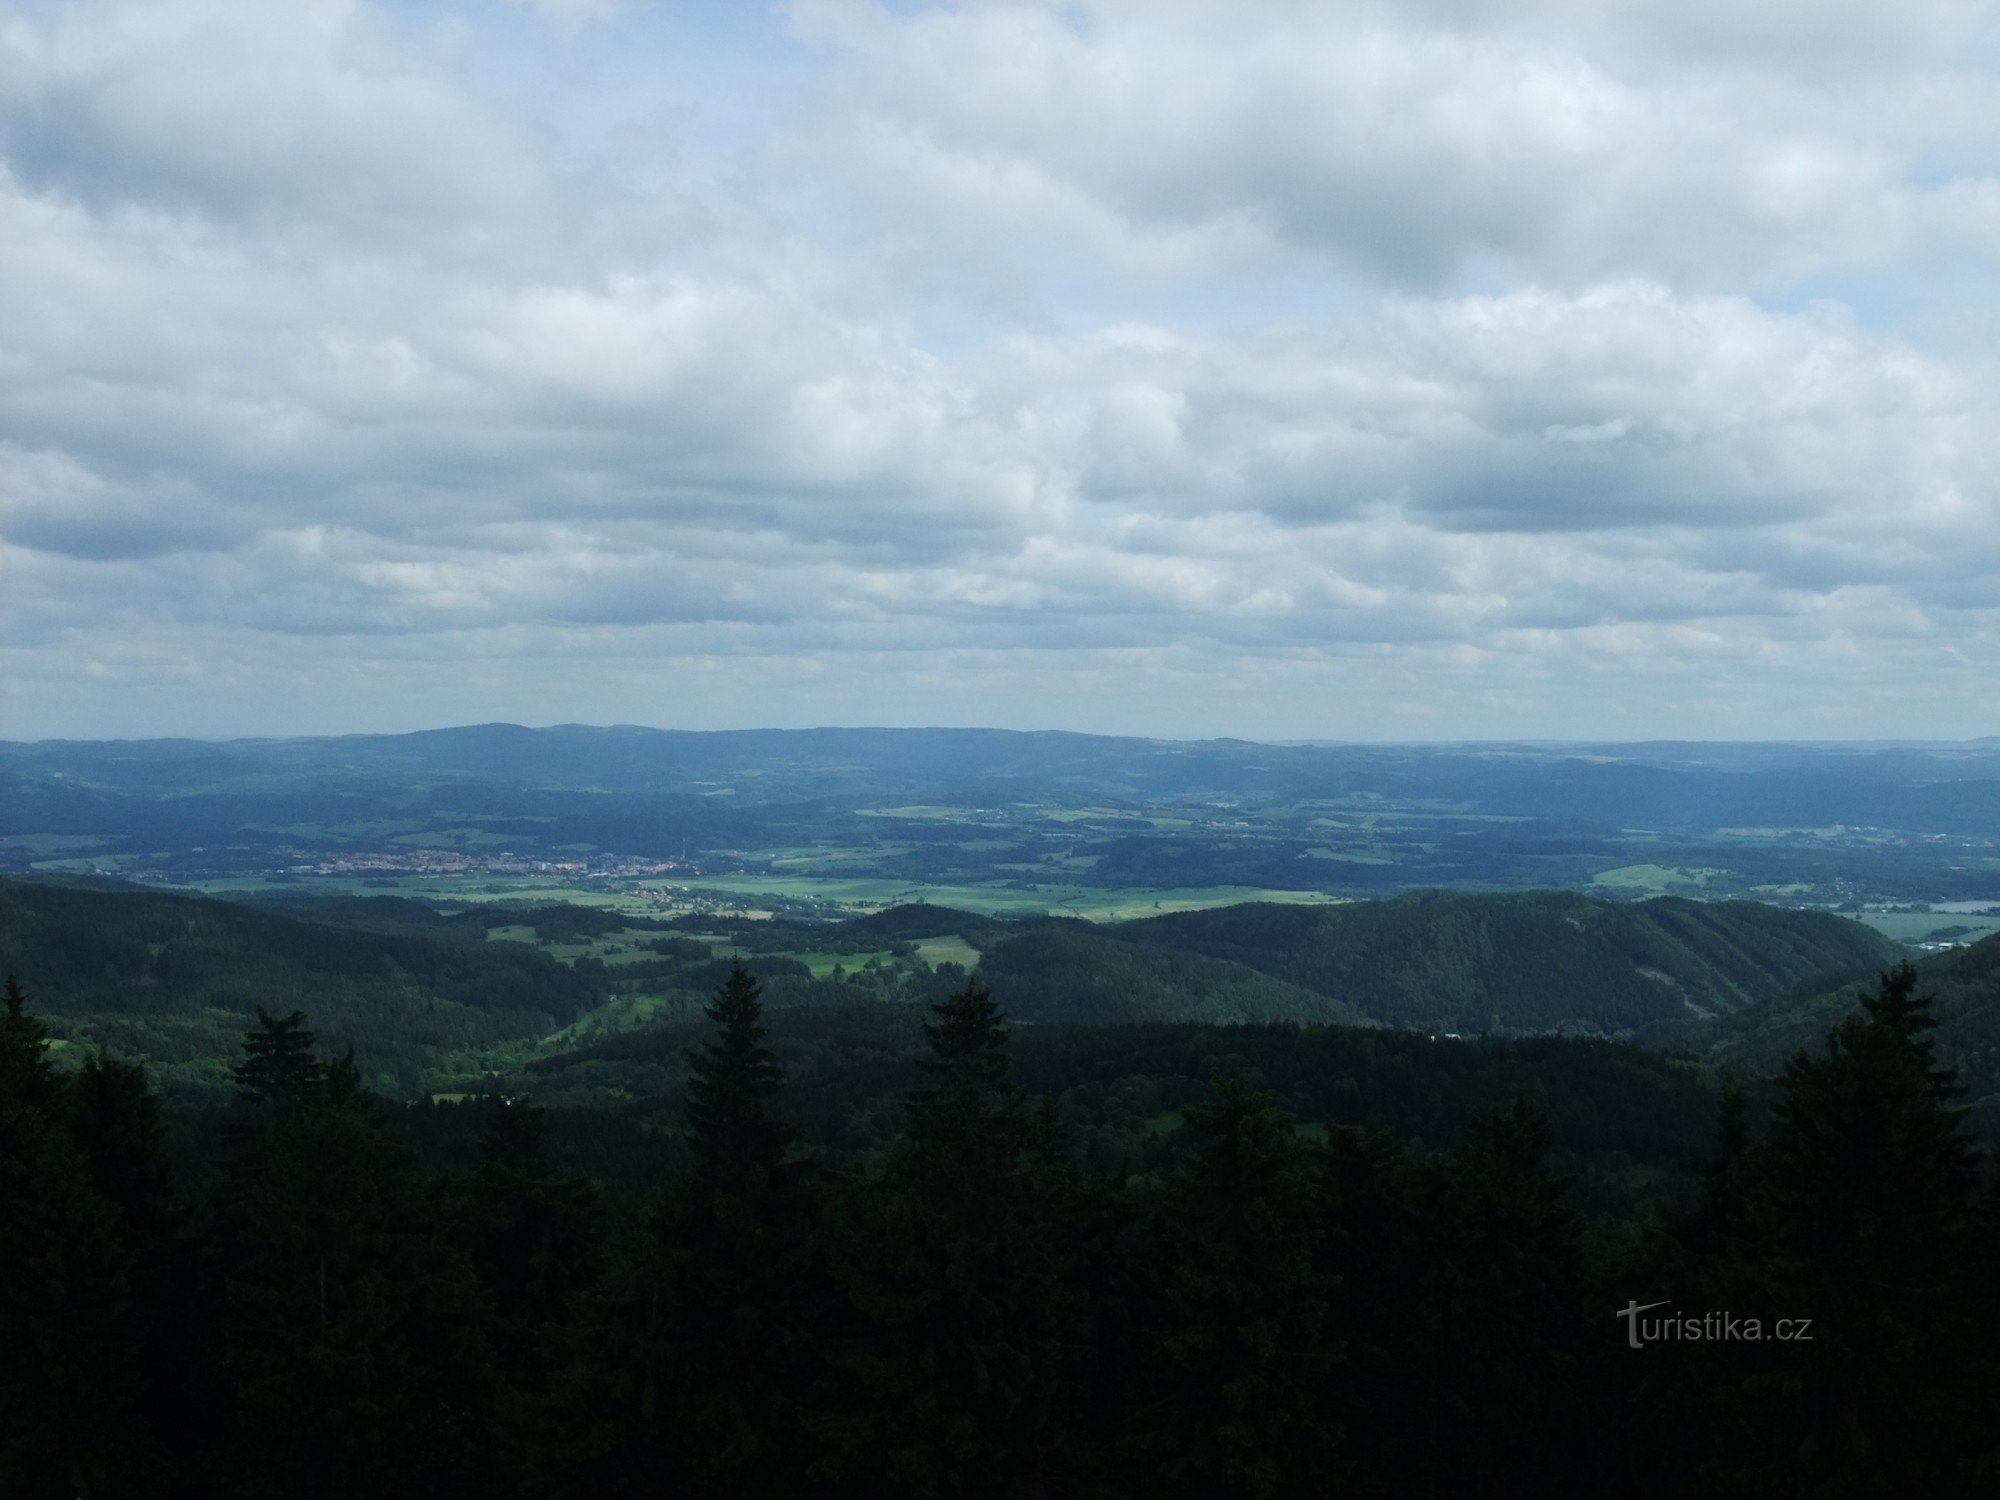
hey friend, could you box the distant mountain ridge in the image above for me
[6,722,1999,830]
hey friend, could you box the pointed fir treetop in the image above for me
[0,973,62,1116]
[683,958,793,1190]
[1763,961,1977,1255]
[232,1008,327,1105]
[901,976,1026,1180]
[1781,961,1968,1117]
[1861,960,1933,1038]
[1857,961,1961,1099]
[918,976,1012,1101]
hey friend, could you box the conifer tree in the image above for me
[466,1098,604,1345]
[0,979,157,1498]
[457,1098,604,1500]
[1701,965,1984,1498]
[842,977,1075,1498]
[1,973,61,1116]
[214,1011,496,1499]
[1423,1099,1585,1498]
[575,959,826,1499]
[69,1050,214,1492]
[1133,1076,1339,1499]
[683,958,794,1192]
[231,1008,326,1105]
[1313,1128,1430,1498]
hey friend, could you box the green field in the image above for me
[0,833,123,855]
[183,874,669,914]
[1591,864,1726,894]
[913,935,982,970]
[1854,911,2000,946]
[167,866,1359,926]
[680,874,1346,921]
[483,925,689,966]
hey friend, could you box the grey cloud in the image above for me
[3,0,1995,740]
[0,448,254,559]
[0,2,546,234]
[795,1,2000,292]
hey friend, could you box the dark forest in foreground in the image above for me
[5,955,1998,1499]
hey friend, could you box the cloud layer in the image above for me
[3,0,1996,739]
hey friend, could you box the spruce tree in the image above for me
[1313,1128,1430,1498]
[1423,1099,1585,1498]
[458,1098,604,1500]
[0,980,157,1498]
[576,959,826,1499]
[1701,966,1984,1498]
[213,1012,496,1499]
[231,1008,326,1106]
[683,959,794,1192]
[1,973,61,1117]
[841,977,1075,1498]
[69,1051,214,1494]
[1133,1076,1339,1500]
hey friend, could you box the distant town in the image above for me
[274,847,692,881]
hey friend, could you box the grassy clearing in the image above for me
[1590,864,1726,895]
[484,926,673,966]
[1303,846,1395,865]
[790,949,898,978]
[182,874,670,916]
[1854,912,2000,945]
[169,868,1353,929]
[0,833,121,854]
[31,853,144,873]
[684,874,1346,922]
[914,936,982,970]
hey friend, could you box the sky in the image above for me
[3,0,1998,743]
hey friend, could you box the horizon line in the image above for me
[4,721,1996,750]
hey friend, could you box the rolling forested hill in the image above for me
[977,922,1372,1027]
[0,876,606,1096]
[1712,932,2000,1133]
[2,875,1908,1105]
[1110,891,1899,1039]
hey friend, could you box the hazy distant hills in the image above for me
[6,722,2000,832]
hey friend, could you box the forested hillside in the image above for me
[1714,933,2000,1134]
[4,960,1995,1497]
[0,878,605,1096]
[505,994,1716,1200]
[1117,891,1899,1039]
[2,879,1910,1104]
[978,922,1372,1027]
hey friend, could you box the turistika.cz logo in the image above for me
[1616,1300,1814,1349]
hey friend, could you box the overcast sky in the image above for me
[3,0,1997,742]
